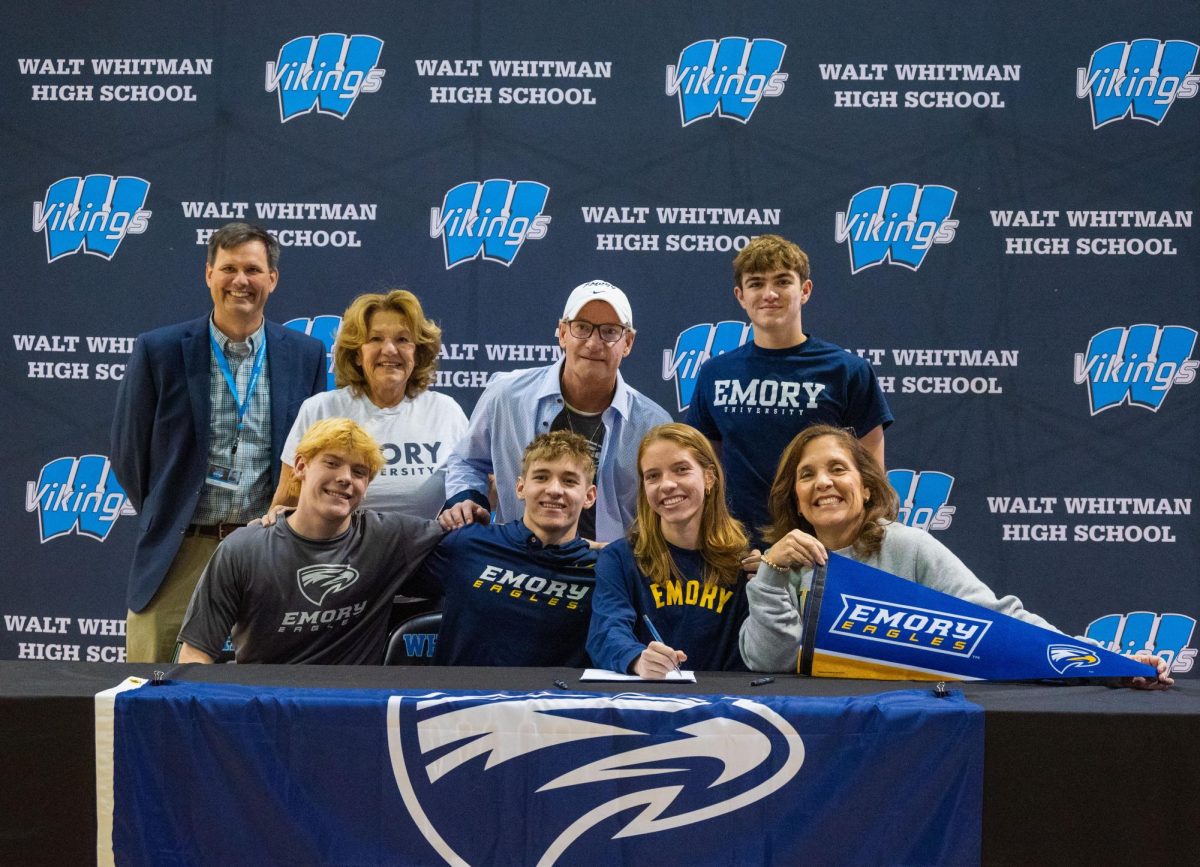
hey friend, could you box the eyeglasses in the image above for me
[565,319,628,344]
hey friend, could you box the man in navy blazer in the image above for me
[111,223,325,662]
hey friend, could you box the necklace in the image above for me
[561,402,604,455]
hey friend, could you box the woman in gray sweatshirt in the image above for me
[737,425,1169,689]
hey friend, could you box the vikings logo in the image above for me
[387,691,804,865]
[1046,644,1101,675]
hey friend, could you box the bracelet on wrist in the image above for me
[760,554,789,573]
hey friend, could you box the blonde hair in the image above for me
[287,418,385,497]
[630,423,748,588]
[733,234,810,285]
[520,431,596,481]
[332,290,442,399]
[764,425,898,557]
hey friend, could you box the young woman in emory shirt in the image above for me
[587,423,752,677]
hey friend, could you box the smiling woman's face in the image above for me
[356,309,415,406]
[793,435,869,549]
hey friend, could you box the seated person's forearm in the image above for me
[177,642,215,664]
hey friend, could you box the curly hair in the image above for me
[630,423,748,588]
[520,430,596,482]
[332,290,442,399]
[763,425,898,557]
[732,234,810,286]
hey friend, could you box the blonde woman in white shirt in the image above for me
[269,290,467,519]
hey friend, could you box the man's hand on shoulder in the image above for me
[252,505,293,527]
[438,501,491,531]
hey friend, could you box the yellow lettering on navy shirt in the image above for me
[655,579,736,613]
[716,586,733,613]
[666,581,683,605]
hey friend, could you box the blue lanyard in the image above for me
[210,331,266,456]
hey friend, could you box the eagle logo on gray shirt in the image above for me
[297,564,360,607]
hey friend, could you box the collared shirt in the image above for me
[193,318,273,524]
[443,359,672,542]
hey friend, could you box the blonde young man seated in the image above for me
[177,418,443,664]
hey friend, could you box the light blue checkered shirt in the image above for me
[193,319,273,524]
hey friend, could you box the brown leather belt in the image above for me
[186,522,245,540]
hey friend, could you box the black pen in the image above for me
[750,676,775,687]
[642,614,683,676]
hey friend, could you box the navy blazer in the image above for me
[111,314,326,612]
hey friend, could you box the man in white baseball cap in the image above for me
[442,280,670,543]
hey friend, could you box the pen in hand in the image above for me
[642,614,683,676]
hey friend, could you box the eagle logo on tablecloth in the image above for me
[387,691,804,865]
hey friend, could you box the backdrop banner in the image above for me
[2,2,1197,674]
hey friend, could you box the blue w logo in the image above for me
[1072,325,1197,415]
[284,315,341,391]
[835,184,958,274]
[887,470,955,531]
[32,175,151,263]
[401,633,437,659]
[1076,39,1199,128]
[265,34,385,122]
[24,456,134,543]
[666,37,787,126]
[662,321,752,411]
[1086,612,1197,674]
[429,179,551,268]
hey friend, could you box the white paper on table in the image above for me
[580,668,697,683]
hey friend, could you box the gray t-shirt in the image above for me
[179,510,443,664]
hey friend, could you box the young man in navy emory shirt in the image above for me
[685,234,893,544]
[417,430,600,666]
